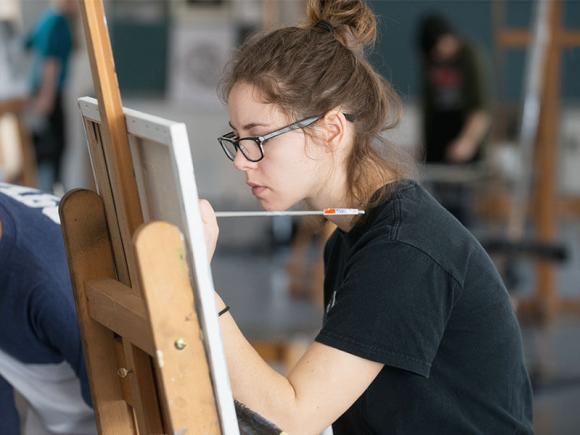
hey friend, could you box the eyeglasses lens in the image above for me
[220,137,262,162]
[238,139,262,161]
[219,138,237,161]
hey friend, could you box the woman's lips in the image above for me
[248,182,267,197]
[251,186,267,196]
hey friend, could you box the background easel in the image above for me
[490,0,580,322]
[0,97,37,186]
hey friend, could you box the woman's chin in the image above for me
[260,199,291,212]
[262,204,283,212]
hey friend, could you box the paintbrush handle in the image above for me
[215,209,365,218]
[215,211,323,218]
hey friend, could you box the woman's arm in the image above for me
[200,200,383,434]
[447,44,491,163]
[216,293,383,434]
[32,58,59,115]
[447,110,490,162]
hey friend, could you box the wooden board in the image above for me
[134,221,221,433]
[59,189,136,434]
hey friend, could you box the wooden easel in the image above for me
[0,98,37,187]
[59,0,222,432]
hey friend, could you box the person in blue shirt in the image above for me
[25,0,77,193]
[0,183,96,435]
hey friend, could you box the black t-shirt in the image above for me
[315,180,533,434]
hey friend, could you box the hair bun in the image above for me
[305,0,377,53]
[314,20,334,34]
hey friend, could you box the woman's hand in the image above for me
[446,138,477,163]
[32,94,54,117]
[199,199,219,262]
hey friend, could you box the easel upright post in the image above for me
[78,0,142,286]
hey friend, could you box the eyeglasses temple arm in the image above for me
[261,116,321,142]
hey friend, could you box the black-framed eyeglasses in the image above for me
[217,115,322,163]
[217,113,355,163]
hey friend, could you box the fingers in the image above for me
[199,199,219,261]
[199,199,217,226]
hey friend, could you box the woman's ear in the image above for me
[320,109,347,152]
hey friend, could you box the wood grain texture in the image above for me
[86,279,154,355]
[83,119,131,288]
[0,98,37,186]
[134,221,221,434]
[59,189,136,434]
[79,0,143,289]
[533,0,561,320]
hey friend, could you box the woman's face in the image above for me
[227,82,331,211]
[433,34,460,61]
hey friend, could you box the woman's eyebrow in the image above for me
[228,121,270,131]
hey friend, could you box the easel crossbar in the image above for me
[86,279,155,355]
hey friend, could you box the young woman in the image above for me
[200,1,533,433]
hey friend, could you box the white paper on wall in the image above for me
[169,24,235,109]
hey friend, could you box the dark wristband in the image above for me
[218,305,230,317]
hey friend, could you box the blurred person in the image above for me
[25,0,77,193]
[417,14,491,224]
[0,182,96,435]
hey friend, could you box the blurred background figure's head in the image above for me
[418,14,461,62]
[50,0,78,16]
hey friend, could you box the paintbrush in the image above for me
[215,208,365,218]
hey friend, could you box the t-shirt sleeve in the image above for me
[463,44,488,113]
[32,288,93,407]
[315,240,460,378]
[38,16,69,60]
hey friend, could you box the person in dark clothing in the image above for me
[417,14,491,224]
[198,1,532,433]
[25,0,77,193]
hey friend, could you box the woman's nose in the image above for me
[233,148,257,171]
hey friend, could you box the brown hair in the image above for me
[220,0,415,210]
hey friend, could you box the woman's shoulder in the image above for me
[354,180,488,286]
